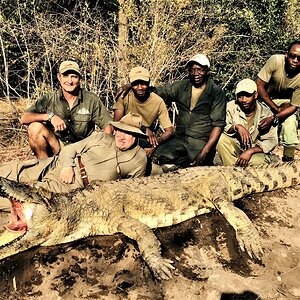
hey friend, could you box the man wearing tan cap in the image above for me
[0,112,147,211]
[217,79,278,167]
[115,55,226,169]
[113,66,174,157]
[20,60,113,159]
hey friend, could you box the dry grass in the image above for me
[0,99,32,162]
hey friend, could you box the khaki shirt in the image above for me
[113,91,172,129]
[0,132,147,193]
[257,55,300,107]
[26,88,112,144]
[224,100,278,153]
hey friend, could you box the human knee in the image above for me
[152,146,176,164]
[28,122,48,136]
[249,153,270,166]
[281,114,298,128]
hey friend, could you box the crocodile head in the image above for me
[0,177,58,260]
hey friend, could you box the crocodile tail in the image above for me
[231,160,300,200]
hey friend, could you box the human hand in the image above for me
[235,149,253,167]
[146,128,158,147]
[144,147,156,157]
[51,115,67,132]
[235,125,252,149]
[258,116,274,132]
[191,148,209,166]
[59,167,75,184]
[114,83,132,102]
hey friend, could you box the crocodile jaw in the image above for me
[0,201,35,249]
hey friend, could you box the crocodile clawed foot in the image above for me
[146,255,175,280]
[236,224,263,261]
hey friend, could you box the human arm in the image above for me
[256,55,281,114]
[153,83,178,105]
[258,104,298,132]
[230,124,253,149]
[59,167,75,184]
[113,108,125,121]
[256,78,279,114]
[114,83,132,101]
[20,112,67,132]
[58,133,104,183]
[235,146,263,167]
[193,126,223,166]
[20,93,68,131]
[144,126,174,157]
[91,95,113,133]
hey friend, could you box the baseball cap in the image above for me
[187,54,210,68]
[129,66,150,83]
[235,79,257,95]
[110,112,147,138]
[59,60,81,76]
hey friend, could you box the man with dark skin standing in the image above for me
[113,66,174,157]
[151,54,226,168]
[257,41,300,161]
[20,60,113,159]
[217,79,277,167]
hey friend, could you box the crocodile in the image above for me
[0,161,299,280]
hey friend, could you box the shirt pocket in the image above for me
[73,113,92,124]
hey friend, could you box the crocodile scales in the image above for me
[0,161,299,279]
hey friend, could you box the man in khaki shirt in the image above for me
[257,40,300,161]
[217,79,278,167]
[0,113,147,210]
[113,66,174,157]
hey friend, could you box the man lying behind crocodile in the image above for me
[0,112,147,210]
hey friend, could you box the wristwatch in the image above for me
[47,112,55,121]
[272,114,279,127]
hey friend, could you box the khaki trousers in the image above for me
[274,99,298,148]
[217,133,271,166]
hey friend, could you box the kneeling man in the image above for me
[217,79,278,167]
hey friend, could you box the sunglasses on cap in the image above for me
[288,52,300,62]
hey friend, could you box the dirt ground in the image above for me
[0,100,299,299]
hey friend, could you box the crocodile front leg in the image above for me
[211,195,263,260]
[110,211,174,280]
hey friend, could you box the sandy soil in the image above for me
[0,100,299,299]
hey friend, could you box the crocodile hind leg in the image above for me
[109,210,174,280]
[211,194,263,260]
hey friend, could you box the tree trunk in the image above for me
[117,0,128,85]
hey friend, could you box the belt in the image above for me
[77,156,89,187]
